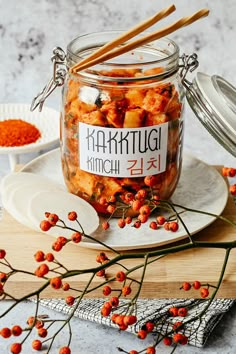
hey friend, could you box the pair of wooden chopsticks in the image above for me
[70,5,209,74]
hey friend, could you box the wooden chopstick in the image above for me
[70,5,176,73]
[71,8,209,74]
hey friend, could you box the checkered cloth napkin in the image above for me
[38,297,234,347]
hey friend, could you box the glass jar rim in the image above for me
[66,30,180,83]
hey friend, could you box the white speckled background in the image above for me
[0,1,236,353]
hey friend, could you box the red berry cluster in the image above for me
[181,281,209,298]
[162,306,189,347]
[100,185,179,232]
[222,167,236,196]
[39,211,83,251]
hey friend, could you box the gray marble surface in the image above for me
[0,0,236,353]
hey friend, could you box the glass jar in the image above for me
[60,31,185,214]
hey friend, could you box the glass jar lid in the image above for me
[186,72,236,157]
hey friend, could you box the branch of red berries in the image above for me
[0,167,235,354]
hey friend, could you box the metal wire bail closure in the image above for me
[30,47,67,112]
[179,53,199,88]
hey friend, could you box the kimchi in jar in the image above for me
[61,31,185,215]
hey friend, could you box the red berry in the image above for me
[32,339,42,350]
[10,343,22,354]
[96,269,105,277]
[156,216,166,225]
[125,216,132,224]
[0,249,6,259]
[1,327,11,338]
[50,277,62,289]
[123,315,137,326]
[38,327,47,338]
[149,221,158,230]
[114,314,124,326]
[136,189,147,200]
[200,287,209,298]
[11,325,22,336]
[173,333,184,344]
[138,213,149,223]
[137,329,147,340]
[193,280,201,290]
[52,241,63,252]
[118,218,126,228]
[107,204,116,214]
[163,336,172,346]
[35,320,44,329]
[178,307,188,317]
[180,335,188,345]
[68,211,77,221]
[103,301,112,310]
[152,194,160,204]
[62,282,70,291]
[124,192,135,203]
[122,285,132,296]
[173,321,183,331]
[129,351,138,354]
[146,347,156,354]
[71,232,82,243]
[139,205,151,216]
[59,347,71,354]
[116,271,126,282]
[34,250,45,262]
[27,316,35,327]
[34,263,49,277]
[164,222,170,231]
[66,296,75,306]
[133,220,141,228]
[109,296,119,307]
[144,175,159,187]
[145,321,155,332]
[132,199,142,211]
[102,221,110,230]
[48,213,59,225]
[45,253,54,262]
[101,306,111,317]
[169,221,179,232]
[40,220,51,231]
[182,282,191,291]
[230,184,236,195]
[111,313,119,323]
[169,307,178,317]
[103,285,112,296]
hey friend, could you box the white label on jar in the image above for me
[79,122,168,177]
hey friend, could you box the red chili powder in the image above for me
[0,119,41,147]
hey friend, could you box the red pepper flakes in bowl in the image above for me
[0,119,41,147]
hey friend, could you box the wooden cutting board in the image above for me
[0,167,236,299]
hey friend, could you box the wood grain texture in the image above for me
[0,167,235,299]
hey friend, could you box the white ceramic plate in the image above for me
[19,148,229,251]
[0,103,59,154]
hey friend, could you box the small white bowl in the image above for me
[0,103,60,170]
